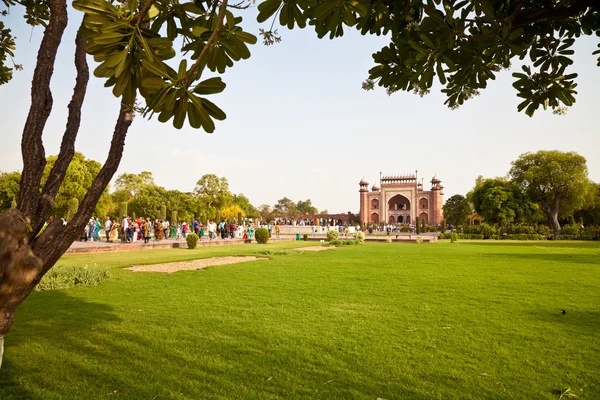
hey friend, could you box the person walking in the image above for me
[104,217,112,242]
[275,222,280,239]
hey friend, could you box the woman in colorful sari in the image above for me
[109,222,120,242]
[156,220,164,240]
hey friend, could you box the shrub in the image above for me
[255,227,269,244]
[581,227,600,240]
[441,219,447,233]
[303,233,308,241]
[450,233,458,243]
[186,233,199,249]
[330,239,362,246]
[536,225,552,236]
[463,225,483,234]
[481,223,497,239]
[504,234,545,240]
[37,265,110,291]
[354,231,365,243]
[415,236,423,244]
[326,230,339,242]
[384,237,392,243]
[561,224,581,236]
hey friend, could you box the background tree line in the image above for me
[0,153,326,224]
[442,150,599,238]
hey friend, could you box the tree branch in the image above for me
[133,0,157,25]
[31,103,133,281]
[16,0,68,223]
[31,20,89,241]
[514,0,597,26]
[183,0,228,84]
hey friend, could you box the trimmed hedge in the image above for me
[255,227,269,244]
[186,233,199,249]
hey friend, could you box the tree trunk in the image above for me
[0,106,133,366]
[32,22,89,240]
[543,197,561,238]
[17,0,68,227]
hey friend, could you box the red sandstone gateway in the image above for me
[359,172,444,226]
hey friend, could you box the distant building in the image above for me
[359,172,444,225]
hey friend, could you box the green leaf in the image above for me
[257,0,282,23]
[192,26,209,36]
[193,77,226,95]
[142,77,167,90]
[200,97,226,120]
[173,99,187,129]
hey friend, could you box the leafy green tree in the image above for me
[574,182,600,226]
[129,185,168,219]
[194,174,232,211]
[232,193,251,213]
[296,199,318,214]
[442,194,471,227]
[114,171,155,198]
[274,197,299,219]
[41,152,111,219]
[65,198,79,221]
[470,177,533,227]
[0,171,20,212]
[510,151,591,237]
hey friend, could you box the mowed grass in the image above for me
[1,241,599,399]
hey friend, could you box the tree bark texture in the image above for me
[32,22,90,243]
[543,196,562,238]
[17,0,68,229]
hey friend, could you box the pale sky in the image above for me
[1,6,598,213]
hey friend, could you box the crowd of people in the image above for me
[80,216,423,244]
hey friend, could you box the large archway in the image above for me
[419,212,428,225]
[388,194,410,211]
[371,213,379,223]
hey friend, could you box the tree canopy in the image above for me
[442,194,471,226]
[509,150,590,236]
[2,0,598,121]
[470,177,533,226]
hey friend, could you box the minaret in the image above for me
[430,174,444,225]
[359,178,369,224]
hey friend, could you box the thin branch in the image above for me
[31,20,89,241]
[133,0,158,25]
[183,0,228,84]
[227,0,250,10]
[16,0,68,223]
[514,0,597,26]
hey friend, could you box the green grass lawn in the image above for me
[1,241,599,399]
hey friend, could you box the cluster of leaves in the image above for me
[72,0,256,131]
[0,21,18,85]
[350,0,599,115]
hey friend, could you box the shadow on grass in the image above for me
[0,290,162,399]
[460,241,600,249]
[484,252,600,265]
